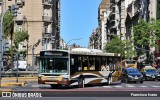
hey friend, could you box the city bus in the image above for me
[38,48,122,88]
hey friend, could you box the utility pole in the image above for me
[0,0,4,90]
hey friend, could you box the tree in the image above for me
[1,12,29,69]
[125,39,136,59]
[133,19,160,63]
[104,35,125,59]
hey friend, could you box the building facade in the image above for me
[89,0,110,50]
[1,0,61,66]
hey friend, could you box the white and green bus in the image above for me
[38,48,122,88]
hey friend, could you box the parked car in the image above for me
[121,67,143,83]
[157,68,160,74]
[141,66,160,81]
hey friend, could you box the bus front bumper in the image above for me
[38,78,70,86]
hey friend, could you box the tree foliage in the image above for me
[13,30,29,49]
[133,19,160,49]
[1,12,29,68]
[3,12,13,38]
[104,35,125,59]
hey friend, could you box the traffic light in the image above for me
[10,4,19,17]
[3,40,10,52]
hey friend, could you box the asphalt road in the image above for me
[1,81,160,98]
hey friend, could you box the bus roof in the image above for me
[70,48,120,57]
[40,48,121,57]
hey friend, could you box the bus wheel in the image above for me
[50,84,58,89]
[78,78,84,88]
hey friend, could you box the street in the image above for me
[1,80,160,100]
[12,81,160,92]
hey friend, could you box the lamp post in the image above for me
[32,39,41,69]
[0,0,5,90]
[66,38,83,49]
[65,38,82,79]
[24,17,29,71]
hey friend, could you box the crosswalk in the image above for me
[30,84,160,88]
[101,84,160,88]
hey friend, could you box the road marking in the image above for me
[113,85,123,88]
[103,86,112,88]
[139,85,148,87]
[125,84,135,87]
[151,85,160,88]
[32,85,39,87]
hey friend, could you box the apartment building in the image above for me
[1,0,60,66]
[89,0,110,50]
[108,0,120,36]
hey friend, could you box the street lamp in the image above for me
[32,39,41,69]
[65,38,82,79]
[24,17,29,71]
[66,38,83,49]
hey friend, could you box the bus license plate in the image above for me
[152,76,155,78]
[45,82,57,84]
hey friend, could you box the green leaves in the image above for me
[133,19,160,48]
[104,35,125,59]
[13,30,29,49]
[3,12,13,38]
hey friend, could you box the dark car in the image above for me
[157,68,160,74]
[121,67,143,83]
[141,67,160,81]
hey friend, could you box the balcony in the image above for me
[109,18,115,25]
[15,15,25,22]
[16,0,25,6]
[109,12,115,18]
[43,27,52,34]
[42,16,52,22]
[42,0,52,6]
[110,25,116,31]
[43,34,50,39]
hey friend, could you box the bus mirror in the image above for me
[71,58,74,65]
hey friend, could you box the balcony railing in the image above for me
[43,27,52,34]
[42,16,52,22]
[42,0,52,6]
[15,15,25,21]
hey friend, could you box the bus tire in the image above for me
[50,84,59,89]
[78,78,84,88]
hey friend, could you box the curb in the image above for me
[1,82,26,87]
[2,77,37,79]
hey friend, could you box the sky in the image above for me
[61,0,101,47]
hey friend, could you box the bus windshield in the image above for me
[40,58,68,74]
